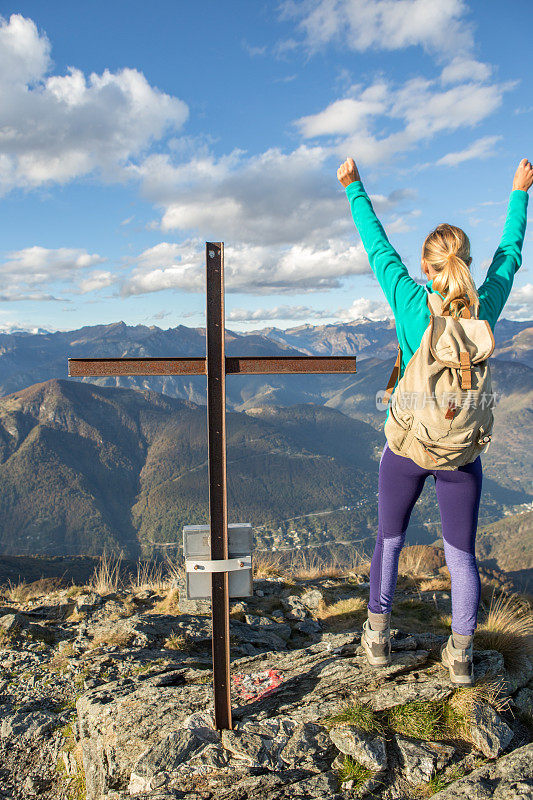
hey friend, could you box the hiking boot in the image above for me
[440,633,474,686]
[361,616,391,666]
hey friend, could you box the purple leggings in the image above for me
[369,442,482,635]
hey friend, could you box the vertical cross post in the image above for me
[205,242,232,730]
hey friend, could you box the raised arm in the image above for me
[477,158,532,330]
[337,157,425,317]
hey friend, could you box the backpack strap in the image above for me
[382,344,401,405]
[459,351,472,389]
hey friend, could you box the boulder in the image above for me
[395,735,455,783]
[468,703,513,759]
[430,743,533,798]
[328,725,387,770]
[75,593,103,613]
[280,596,310,620]
[300,589,324,610]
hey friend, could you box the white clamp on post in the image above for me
[185,555,252,573]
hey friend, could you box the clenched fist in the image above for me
[337,157,361,188]
[513,158,533,192]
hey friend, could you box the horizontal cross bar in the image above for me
[68,357,207,377]
[67,355,356,377]
[225,356,357,374]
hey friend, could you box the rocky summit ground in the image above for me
[0,561,532,800]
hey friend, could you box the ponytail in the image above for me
[422,223,479,318]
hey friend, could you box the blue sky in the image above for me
[0,0,532,334]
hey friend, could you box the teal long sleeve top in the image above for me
[344,180,529,391]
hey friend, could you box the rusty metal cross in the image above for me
[68,242,357,731]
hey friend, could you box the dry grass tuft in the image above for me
[163,631,190,650]
[47,642,75,673]
[386,698,445,740]
[476,591,533,672]
[447,678,509,720]
[418,575,451,592]
[88,627,135,650]
[127,560,166,592]
[153,587,181,616]
[253,552,285,578]
[66,585,89,599]
[386,679,508,743]
[254,546,369,581]
[88,550,124,595]
[2,576,65,603]
[399,545,444,578]
[316,596,367,632]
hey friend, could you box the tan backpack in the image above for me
[382,291,495,469]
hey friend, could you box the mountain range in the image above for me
[0,318,530,570]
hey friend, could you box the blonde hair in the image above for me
[422,223,479,318]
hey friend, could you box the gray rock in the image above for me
[280,596,309,620]
[243,614,292,641]
[278,722,337,771]
[0,710,57,741]
[132,729,210,776]
[294,619,322,635]
[514,687,533,718]
[328,725,387,770]
[75,592,102,612]
[220,728,273,767]
[430,742,533,798]
[356,648,507,711]
[356,671,454,711]
[395,735,455,783]
[128,729,214,792]
[300,589,324,610]
[468,703,513,759]
[231,619,288,651]
[0,612,24,632]
[390,631,417,651]
[26,621,56,644]
[503,656,533,695]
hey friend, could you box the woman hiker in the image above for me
[337,156,532,685]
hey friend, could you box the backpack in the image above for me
[381,290,495,470]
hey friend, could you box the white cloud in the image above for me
[436,135,502,167]
[0,13,188,193]
[338,296,392,321]
[296,72,515,166]
[440,57,492,85]
[278,0,474,58]
[78,270,114,293]
[131,144,415,249]
[295,83,388,137]
[120,237,372,297]
[385,209,422,233]
[0,246,106,300]
[505,283,533,320]
[226,304,335,321]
